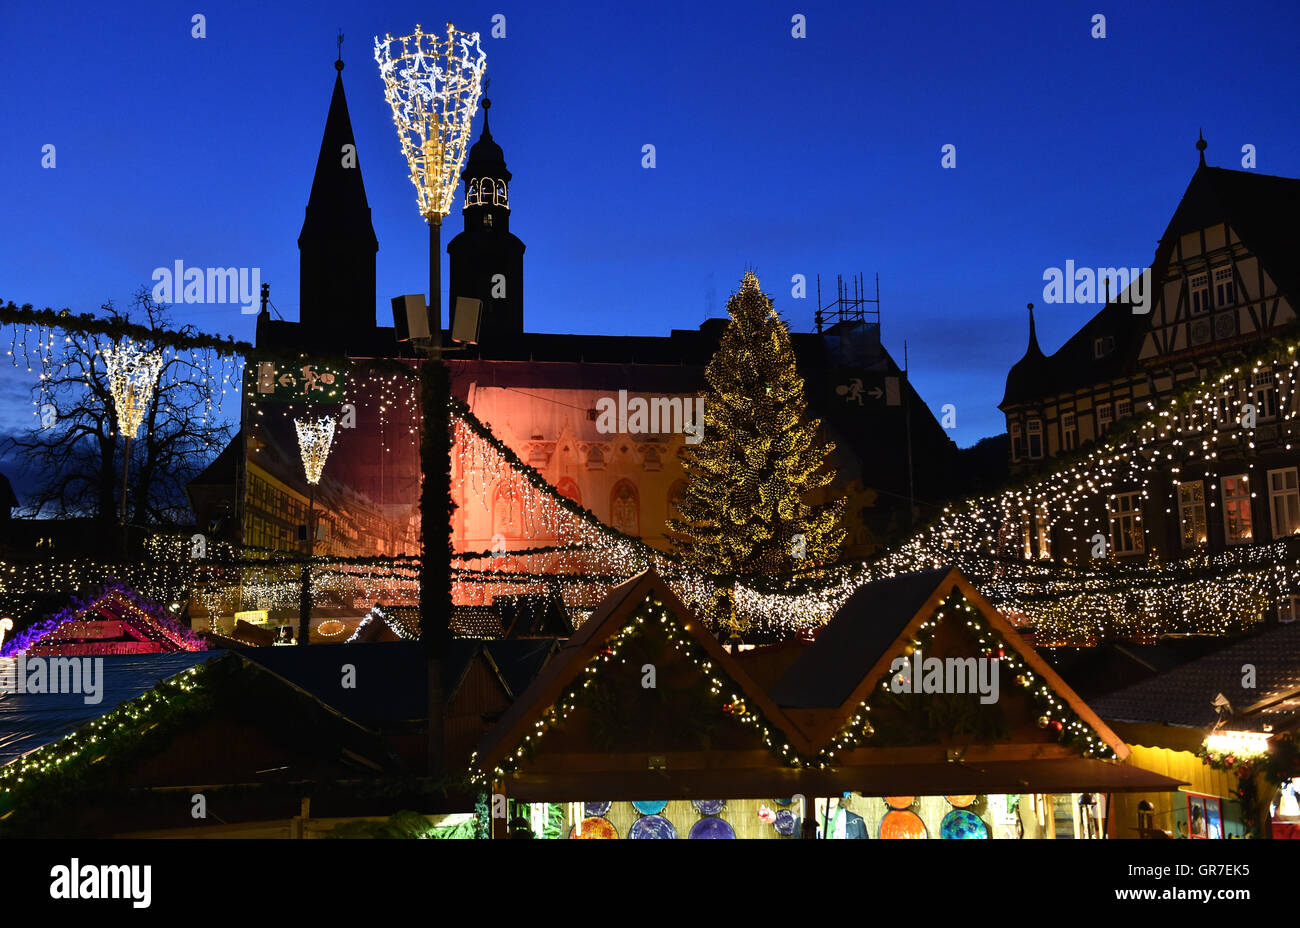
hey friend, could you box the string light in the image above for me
[374,23,487,222]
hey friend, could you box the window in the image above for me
[1010,422,1024,462]
[1021,512,1033,559]
[555,477,582,507]
[1280,596,1300,624]
[1268,468,1300,539]
[1116,398,1132,420]
[1027,419,1043,459]
[1185,793,1223,840]
[1035,502,1051,559]
[1108,491,1144,555]
[1093,336,1115,358]
[1213,266,1236,308]
[1221,474,1253,545]
[1097,404,1113,434]
[1061,412,1077,451]
[1252,370,1278,420]
[1216,381,1239,426]
[610,479,640,537]
[1190,273,1210,315]
[1177,481,1207,549]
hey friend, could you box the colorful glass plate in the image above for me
[629,814,677,839]
[774,809,798,836]
[584,801,612,817]
[945,795,977,808]
[692,799,726,816]
[569,816,618,839]
[632,800,668,815]
[940,809,989,839]
[689,817,735,839]
[879,810,928,839]
[884,796,915,809]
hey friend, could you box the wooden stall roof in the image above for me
[768,567,1131,758]
[473,570,814,768]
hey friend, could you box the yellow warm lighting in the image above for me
[294,416,336,485]
[1205,730,1270,756]
[374,23,486,222]
[102,342,163,437]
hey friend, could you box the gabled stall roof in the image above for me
[474,570,811,769]
[769,567,1130,758]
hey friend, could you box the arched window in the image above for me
[610,479,640,537]
[495,179,508,207]
[555,477,581,507]
[492,482,523,539]
[466,179,481,207]
[667,479,687,520]
[586,445,605,471]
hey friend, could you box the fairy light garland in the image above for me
[470,593,800,785]
[819,593,1115,763]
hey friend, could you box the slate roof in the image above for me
[1089,621,1300,730]
[236,641,428,727]
[1001,160,1300,409]
[0,651,213,766]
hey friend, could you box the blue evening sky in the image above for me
[1,0,1297,454]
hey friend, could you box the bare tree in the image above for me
[2,289,234,527]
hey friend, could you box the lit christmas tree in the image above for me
[668,271,844,600]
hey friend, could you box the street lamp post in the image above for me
[375,23,486,776]
[102,342,163,547]
[294,415,337,646]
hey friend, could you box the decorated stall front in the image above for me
[473,568,1182,838]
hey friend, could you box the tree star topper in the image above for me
[374,23,487,222]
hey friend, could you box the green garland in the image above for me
[1199,734,1300,837]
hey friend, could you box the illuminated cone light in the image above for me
[294,415,336,647]
[294,416,336,485]
[374,23,487,224]
[102,342,163,438]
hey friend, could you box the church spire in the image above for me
[297,48,379,346]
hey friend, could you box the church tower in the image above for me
[296,54,379,350]
[447,99,526,340]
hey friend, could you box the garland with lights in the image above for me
[0,661,212,833]
[470,592,803,785]
[1,580,205,656]
[817,591,1116,765]
[1199,734,1300,836]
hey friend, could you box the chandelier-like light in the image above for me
[294,416,337,485]
[102,342,163,437]
[374,22,487,221]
